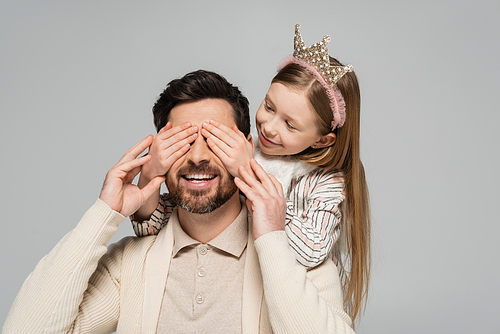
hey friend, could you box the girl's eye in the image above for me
[285,121,296,130]
[264,102,273,112]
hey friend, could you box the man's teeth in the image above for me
[184,174,216,183]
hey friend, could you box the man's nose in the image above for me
[185,129,211,165]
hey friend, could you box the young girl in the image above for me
[132,24,370,324]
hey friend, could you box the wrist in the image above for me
[138,169,155,188]
[253,223,286,240]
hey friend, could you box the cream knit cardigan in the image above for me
[4,199,354,334]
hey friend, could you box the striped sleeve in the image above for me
[285,169,345,268]
[131,193,174,237]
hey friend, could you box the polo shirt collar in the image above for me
[171,201,248,258]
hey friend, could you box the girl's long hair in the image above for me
[272,58,371,324]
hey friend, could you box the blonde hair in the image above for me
[272,59,371,324]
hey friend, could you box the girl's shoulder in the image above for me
[304,167,344,182]
[294,168,345,193]
[290,169,346,206]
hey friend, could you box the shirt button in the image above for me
[199,246,208,255]
[196,293,204,304]
[197,267,206,277]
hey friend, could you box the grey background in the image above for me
[1,1,499,333]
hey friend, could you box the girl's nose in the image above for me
[262,117,278,138]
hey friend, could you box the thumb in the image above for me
[140,175,165,199]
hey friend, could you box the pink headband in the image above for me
[278,55,346,130]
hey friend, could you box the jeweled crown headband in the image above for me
[278,24,353,130]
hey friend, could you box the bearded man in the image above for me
[4,70,353,334]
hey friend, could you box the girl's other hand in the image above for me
[201,120,255,179]
[234,159,286,240]
[141,122,198,182]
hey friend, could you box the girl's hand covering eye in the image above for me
[201,120,255,179]
[141,122,198,181]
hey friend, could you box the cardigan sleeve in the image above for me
[285,170,345,268]
[254,230,355,334]
[131,193,174,236]
[3,199,127,334]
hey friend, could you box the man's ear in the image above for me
[247,134,255,155]
[313,133,336,149]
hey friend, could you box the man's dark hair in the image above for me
[153,70,250,137]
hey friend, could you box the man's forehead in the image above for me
[169,99,235,127]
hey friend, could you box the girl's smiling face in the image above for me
[255,82,335,156]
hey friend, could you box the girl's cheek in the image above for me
[255,110,265,127]
[255,107,264,120]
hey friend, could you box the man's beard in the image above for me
[166,163,238,214]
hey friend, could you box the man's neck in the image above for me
[177,192,242,244]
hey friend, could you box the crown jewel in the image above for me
[293,24,353,87]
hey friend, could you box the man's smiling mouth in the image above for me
[182,174,217,183]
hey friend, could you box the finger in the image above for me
[114,155,152,177]
[232,124,247,139]
[234,176,255,199]
[268,173,284,198]
[160,126,198,150]
[124,164,143,183]
[249,159,279,196]
[204,120,242,143]
[140,175,166,199]
[201,126,236,150]
[238,164,258,184]
[164,143,191,166]
[237,165,269,197]
[121,156,152,183]
[116,135,154,165]
[158,122,173,134]
[205,136,229,159]
[249,134,255,155]
[203,130,231,156]
[164,134,197,154]
[157,122,195,141]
